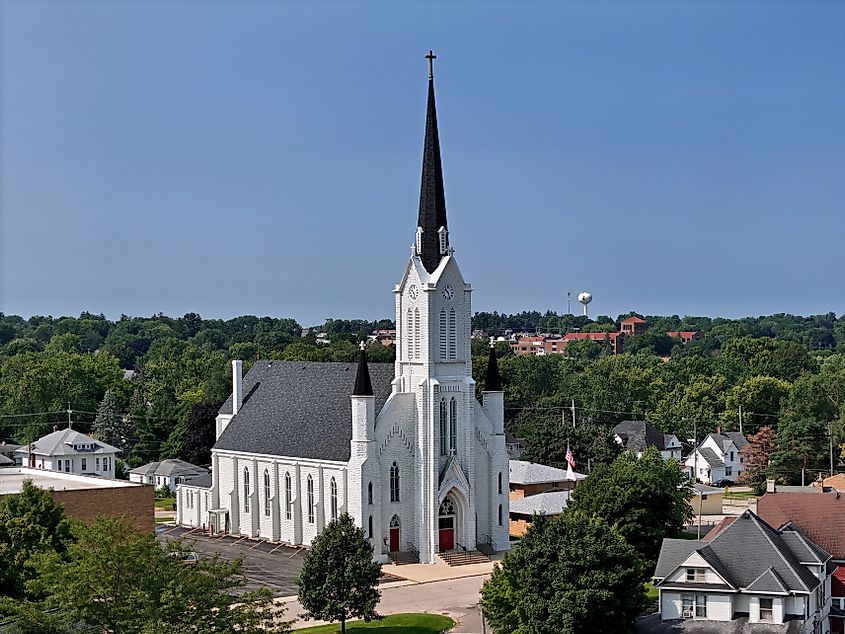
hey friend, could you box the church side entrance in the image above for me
[389,515,400,552]
[438,498,456,551]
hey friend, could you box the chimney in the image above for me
[232,360,243,415]
[766,479,776,494]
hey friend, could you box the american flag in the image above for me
[565,444,575,469]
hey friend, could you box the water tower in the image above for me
[577,292,592,317]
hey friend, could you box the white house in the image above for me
[613,420,683,461]
[176,63,511,564]
[130,459,209,491]
[14,428,118,479]
[653,510,834,632]
[684,431,748,485]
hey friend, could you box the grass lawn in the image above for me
[724,490,757,499]
[295,613,454,634]
[644,582,658,605]
[155,516,173,524]
[154,497,175,509]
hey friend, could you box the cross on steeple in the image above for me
[426,50,436,80]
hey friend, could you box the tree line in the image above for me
[0,311,843,484]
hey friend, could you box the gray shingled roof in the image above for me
[180,473,212,489]
[129,459,208,478]
[215,361,394,462]
[694,446,725,467]
[508,460,585,485]
[613,420,670,452]
[509,490,572,516]
[654,511,828,594]
[13,429,120,457]
[0,454,13,466]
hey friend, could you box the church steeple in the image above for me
[485,342,502,391]
[416,50,449,274]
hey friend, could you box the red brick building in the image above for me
[620,315,648,336]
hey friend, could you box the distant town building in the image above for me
[685,432,748,485]
[129,459,209,492]
[14,428,119,479]
[368,329,396,347]
[620,315,648,337]
[613,420,683,461]
[0,440,21,466]
[510,332,624,356]
[667,331,701,344]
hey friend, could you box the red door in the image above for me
[389,527,400,552]
[438,516,454,551]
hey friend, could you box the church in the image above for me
[176,57,511,564]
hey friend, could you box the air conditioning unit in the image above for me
[682,610,693,619]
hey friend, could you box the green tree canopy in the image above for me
[480,512,644,634]
[568,449,692,571]
[297,514,381,634]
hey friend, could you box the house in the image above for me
[0,441,21,466]
[684,431,748,485]
[0,467,153,531]
[505,432,526,460]
[175,63,511,564]
[613,420,683,461]
[667,331,701,344]
[0,454,13,467]
[757,490,845,633]
[129,459,209,492]
[814,474,845,494]
[508,459,586,499]
[509,489,572,537]
[14,428,118,479]
[651,510,834,632]
[510,332,624,356]
[368,329,396,347]
[620,315,648,336]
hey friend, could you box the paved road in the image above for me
[283,575,490,632]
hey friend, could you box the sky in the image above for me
[1,1,844,326]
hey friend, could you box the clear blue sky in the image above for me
[2,1,843,326]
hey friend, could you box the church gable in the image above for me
[214,361,394,462]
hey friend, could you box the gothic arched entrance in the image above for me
[389,515,401,552]
[438,498,456,551]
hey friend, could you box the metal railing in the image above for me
[406,541,419,558]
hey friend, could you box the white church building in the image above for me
[176,59,511,564]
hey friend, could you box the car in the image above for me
[713,479,735,487]
[168,551,199,565]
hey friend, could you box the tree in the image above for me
[721,376,791,433]
[17,516,289,634]
[297,514,381,634]
[0,480,73,602]
[521,413,621,471]
[91,389,133,452]
[180,401,221,466]
[567,449,692,571]
[738,426,777,494]
[768,418,830,484]
[480,512,644,634]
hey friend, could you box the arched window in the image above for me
[243,467,250,513]
[367,481,373,505]
[439,498,456,516]
[307,474,315,524]
[330,477,338,521]
[263,469,271,517]
[406,308,413,360]
[413,308,421,359]
[439,398,448,456]
[498,504,503,526]
[390,514,401,528]
[187,490,193,509]
[498,472,502,495]
[448,308,456,359]
[368,515,373,538]
[449,397,457,455]
[284,472,292,520]
[390,462,400,503]
[439,308,447,360]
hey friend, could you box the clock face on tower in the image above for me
[442,285,454,300]
[408,284,419,300]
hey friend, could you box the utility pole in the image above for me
[67,404,72,429]
[738,405,743,436]
[567,292,571,315]
[570,399,576,429]
[830,421,835,478]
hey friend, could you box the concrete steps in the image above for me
[438,549,490,566]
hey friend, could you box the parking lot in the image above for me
[156,525,308,596]
[156,525,403,597]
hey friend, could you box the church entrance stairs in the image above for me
[387,550,420,565]
[437,549,490,566]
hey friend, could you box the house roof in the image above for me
[621,316,646,324]
[561,332,621,341]
[757,491,845,560]
[179,473,212,489]
[0,441,21,455]
[215,360,395,462]
[509,490,572,516]
[0,454,13,466]
[705,431,749,452]
[654,510,827,594]
[816,473,845,492]
[613,420,671,452]
[129,459,208,478]
[13,429,120,457]
[692,446,725,468]
[508,459,585,485]
[691,483,723,496]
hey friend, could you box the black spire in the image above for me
[417,51,448,274]
[485,344,502,391]
[353,347,373,396]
